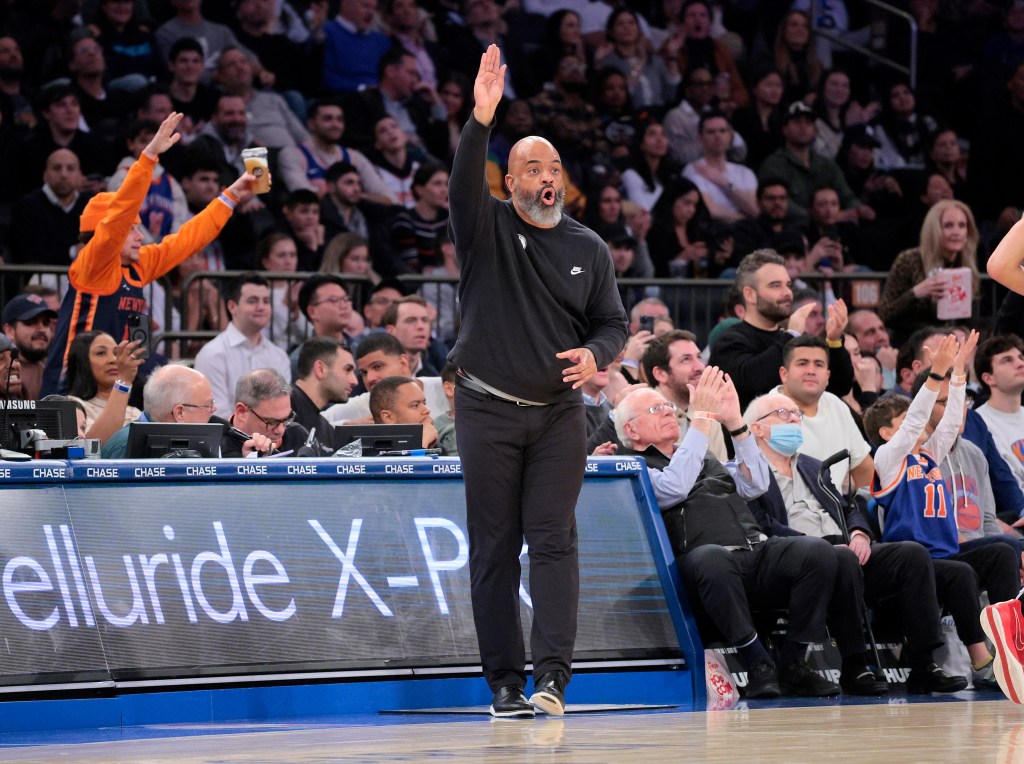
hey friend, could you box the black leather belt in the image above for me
[455,371,544,406]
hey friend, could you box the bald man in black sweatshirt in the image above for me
[448,46,627,718]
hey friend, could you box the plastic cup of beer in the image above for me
[241,147,271,194]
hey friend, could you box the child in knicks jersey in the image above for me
[864,329,1015,691]
[866,332,975,557]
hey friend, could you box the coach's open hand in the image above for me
[473,44,506,126]
[558,347,596,389]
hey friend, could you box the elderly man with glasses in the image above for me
[101,365,219,458]
[615,367,842,698]
[744,390,968,695]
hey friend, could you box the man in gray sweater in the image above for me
[448,45,627,718]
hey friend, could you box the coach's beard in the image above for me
[515,184,565,227]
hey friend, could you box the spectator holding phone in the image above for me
[42,112,259,396]
[65,330,144,445]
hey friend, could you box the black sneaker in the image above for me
[530,670,568,716]
[490,685,535,718]
[779,660,840,697]
[744,659,781,699]
[840,669,889,696]
[906,663,968,694]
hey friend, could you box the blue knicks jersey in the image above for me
[142,172,175,239]
[297,143,350,186]
[873,450,958,558]
[41,266,146,396]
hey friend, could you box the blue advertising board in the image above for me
[0,457,697,694]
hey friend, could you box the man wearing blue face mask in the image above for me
[745,390,969,695]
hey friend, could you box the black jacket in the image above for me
[746,452,873,539]
[447,117,627,402]
[708,320,854,410]
[625,443,765,557]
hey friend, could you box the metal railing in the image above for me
[2,265,1003,359]
[810,0,918,88]
[0,263,177,344]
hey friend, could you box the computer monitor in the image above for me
[125,423,224,459]
[0,399,79,451]
[333,424,423,455]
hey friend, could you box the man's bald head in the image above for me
[507,135,558,173]
[505,135,565,227]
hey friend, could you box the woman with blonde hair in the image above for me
[879,199,981,343]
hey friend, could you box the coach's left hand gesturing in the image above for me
[558,347,597,389]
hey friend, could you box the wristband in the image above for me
[728,423,748,437]
[692,411,718,421]
[951,374,967,385]
[826,338,843,349]
[113,379,132,394]
[927,371,946,382]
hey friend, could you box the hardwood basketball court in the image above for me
[1,695,1021,762]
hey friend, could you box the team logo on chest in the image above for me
[517,234,527,250]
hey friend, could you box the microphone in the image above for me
[820,449,850,471]
[226,425,277,456]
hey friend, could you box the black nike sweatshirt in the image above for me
[447,117,628,403]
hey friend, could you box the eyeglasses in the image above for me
[648,401,677,415]
[756,408,803,422]
[245,406,296,429]
[311,295,351,307]
[630,400,677,421]
[369,296,395,306]
[179,400,217,413]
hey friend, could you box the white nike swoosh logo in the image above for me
[570,267,584,275]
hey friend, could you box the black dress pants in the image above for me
[455,385,586,691]
[950,538,1021,606]
[678,536,837,647]
[830,541,943,662]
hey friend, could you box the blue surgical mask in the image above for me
[769,423,803,456]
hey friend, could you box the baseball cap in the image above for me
[2,294,57,326]
[0,334,15,354]
[783,101,814,124]
[597,222,637,249]
[844,124,880,149]
[79,192,142,232]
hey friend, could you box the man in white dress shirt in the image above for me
[194,272,291,417]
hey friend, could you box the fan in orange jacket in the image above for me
[42,112,264,395]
